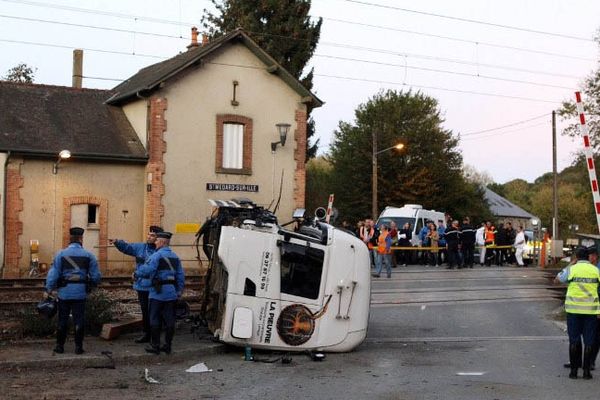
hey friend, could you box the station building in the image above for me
[0,29,322,277]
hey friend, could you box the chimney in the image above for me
[187,27,199,50]
[72,49,83,88]
[202,33,209,47]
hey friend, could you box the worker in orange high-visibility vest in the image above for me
[484,221,497,266]
[372,225,392,278]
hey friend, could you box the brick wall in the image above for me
[215,114,253,175]
[62,196,109,270]
[4,159,24,278]
[294,110,307,209]
[145,97,167,232]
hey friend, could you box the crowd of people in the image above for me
[343,217,529,276]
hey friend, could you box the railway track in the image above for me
[0,275,204,292]
[0,276,206,317]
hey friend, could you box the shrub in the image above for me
[85,290,115,335]
[20,306,55,338]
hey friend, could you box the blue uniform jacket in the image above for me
[114,240,156,291]
[437,226,447,246]
[45,243,101,300]
[419,226,429,244]
[137,246,185,301]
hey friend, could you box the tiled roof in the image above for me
[484,187,537,219]
[0,81,147,161]
[107,28,323,107]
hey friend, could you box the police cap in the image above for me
[575,246,589,260]
[69,227,84,236]
[149,225,164,233]
[587,245,598,255]
[156,231,172,239]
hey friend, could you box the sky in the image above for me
[1,0,599,183]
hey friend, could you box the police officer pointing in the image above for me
[137,231,185,354]
[44,227,101,354]
[109,225,163,343]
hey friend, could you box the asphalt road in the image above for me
[8,265,600,400]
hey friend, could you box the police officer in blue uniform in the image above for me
[109,225,163,343]
[44,227,101,354]
[137,231,185,354]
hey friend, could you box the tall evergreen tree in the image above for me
[202,0,322,159]
[328,89,490,222]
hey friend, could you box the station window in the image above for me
[88,204,98,225]
[280,242,324,300]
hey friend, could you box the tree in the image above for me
[202,0,322,158]
[463,164,494,187]
[305,156,333,214]
[328,89,490,222]
[558,29,600,150]
[2,63,35,83]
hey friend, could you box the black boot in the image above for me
[583,346,593,379]
[54,328,67,354]
[134,333,151,343]
[145,327,161,354]
[160,327,174,354]
[569,343,582,379]
[74,326,85,355]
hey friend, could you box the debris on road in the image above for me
[186,362,212,373]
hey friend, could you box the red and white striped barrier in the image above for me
[325,194,335,224]
[575,91,600,234]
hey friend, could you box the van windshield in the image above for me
[376,217,414,230]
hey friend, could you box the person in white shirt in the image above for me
[514,225,526,267]
[475,222,486,266]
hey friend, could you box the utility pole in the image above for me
[372,130,378,219]
[552,110,559,240]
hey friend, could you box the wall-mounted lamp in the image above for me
[52,149,71,174]
[271,123,291,152]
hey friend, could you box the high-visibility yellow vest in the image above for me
[565,261,600,315]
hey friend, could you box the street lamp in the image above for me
[271,123,291,152]
[372,139,404,219]
[52,149,71,174]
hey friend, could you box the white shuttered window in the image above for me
[222,123,244,169]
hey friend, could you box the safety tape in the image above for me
[382,245,518,251]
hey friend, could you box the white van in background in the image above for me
[377,204,446,246]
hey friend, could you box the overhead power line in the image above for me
[0,38,166,59]
[0,0,200,26]
[341,0,594,42]
[321,18,594,62]
[312,72,560,104]
[0,36,568,104]
[461,121,550,141]
[0,14,187,40]
[462,113,550,136]
[0,14,584,79]
[314,54,575,90]
[2,0,594,62]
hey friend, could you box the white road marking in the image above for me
[456,372,486,376]
[420,305,426,310]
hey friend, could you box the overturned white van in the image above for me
[197,199,371,352]
[377,204,446,246]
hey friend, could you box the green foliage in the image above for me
[306,156,333,213]
[85,290,115,335]
[202,0,322,159]
[490,157,598,239]
[3,63,36,83]
[558,30,600,150]
[327,89,488,222]
[20,307,55,338]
